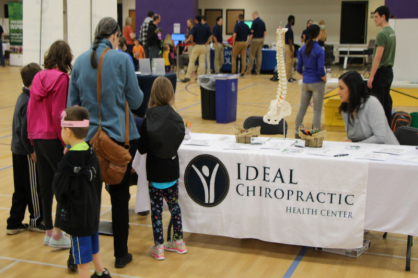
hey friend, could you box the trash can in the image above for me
[215,74,239,123]
[411,112,418,128]
[198,75,216,120]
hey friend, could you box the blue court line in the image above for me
[239,83,258,91]
[0,165,12,172]
[178,102,201,112]
[0,135,11,140]
[283,247,308,278]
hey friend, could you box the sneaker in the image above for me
[150,245,165,260]
[288,78,297,83]
[137,210,150,216]
[240,73,245,77]
[44,234,51,245]
[6,223,28,235]
[164,239,187,254]
[181,78,190,83]
[91,268,111,278]
[115,253,132,268]
[49,234,71,249]
[179,69,185,74]
[29,223,46,233]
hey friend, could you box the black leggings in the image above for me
[33,139,63,230]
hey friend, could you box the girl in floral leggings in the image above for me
[137,76,187,260]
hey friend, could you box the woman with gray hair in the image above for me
[123,17,135,53]
[68,17,144,269]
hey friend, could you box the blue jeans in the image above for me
[0,40,5,66]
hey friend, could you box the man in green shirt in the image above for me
[367,6,396,126]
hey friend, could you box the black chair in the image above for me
[382,126,418,271]
[243,116,287,136]
[324,45,335,68]
[362,40,375,77]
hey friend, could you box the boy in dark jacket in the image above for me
[54,107,111,278]
[7,63,45,235]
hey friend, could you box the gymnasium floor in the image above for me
[0,65,417,277]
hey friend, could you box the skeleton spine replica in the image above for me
[263,28,292,125]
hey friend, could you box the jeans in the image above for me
[295,81,326,134]
[144,44,149,58]
[372,66,393,126]
[148,46,160,65]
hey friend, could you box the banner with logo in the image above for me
[178,139,369,249]
[8,2,23,46]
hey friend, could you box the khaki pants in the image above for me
[185,44,206,79]
[285,44,294,79]
[232,42,247,74]
[214,43,224,73]
[247,38,264,75]
[205,45,211,74]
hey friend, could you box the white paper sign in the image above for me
[174,23,180,34]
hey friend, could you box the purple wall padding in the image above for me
[385,0,418,19]
[135,0,198,38]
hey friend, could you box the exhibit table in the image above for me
[132,73,177,117]
[210,48,277,73]
[135,133,418,269]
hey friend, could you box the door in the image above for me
[340,1,368,44]
[205,9,222,31]
[129,10,136,33]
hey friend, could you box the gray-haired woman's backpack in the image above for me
[391,111,411,132]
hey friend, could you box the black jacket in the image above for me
[138,105,185,182]
[11,88,33,155]
[146,21,160,48]
[53,147,102,237]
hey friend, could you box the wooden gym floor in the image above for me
[0,65,417,277]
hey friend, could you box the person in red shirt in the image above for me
[133,38,144,60]
[123,17,135,53]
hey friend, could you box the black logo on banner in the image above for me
[184,155,229,207]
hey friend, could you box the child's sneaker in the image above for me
[150,245,165,260]
[49,234,71,249]
[29,223,46,233]
[91,268,112,278]
[164,239,187,254]
[6,223,28,235]
[44,234,51,245]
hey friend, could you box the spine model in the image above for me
[263,28,292,125]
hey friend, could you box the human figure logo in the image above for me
[184,155,229,207]
[232,82,235,92]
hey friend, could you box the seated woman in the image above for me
[338,71,399,144]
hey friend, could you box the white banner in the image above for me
[176,139,369,249]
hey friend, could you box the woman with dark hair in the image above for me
[68,17,144,268]
[338,71,398,144]
[27,40,73,249]
[294,24,326,137]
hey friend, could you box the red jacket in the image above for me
[27,69,69,146]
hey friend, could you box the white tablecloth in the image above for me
[135,133,418,248]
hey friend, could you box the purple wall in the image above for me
[135,0,198,39]
[385,0,418,19]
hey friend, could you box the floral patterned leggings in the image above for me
[149,182,183,245]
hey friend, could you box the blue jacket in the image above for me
[68,39,143,142]
[297,41,326,84]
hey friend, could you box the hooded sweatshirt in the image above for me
[27,69,69,145]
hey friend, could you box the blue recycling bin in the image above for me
[215,74,239,123]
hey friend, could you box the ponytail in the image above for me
[89,17,119,69]
[305,39,314,58]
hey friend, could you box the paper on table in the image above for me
[374,148,406,155]
[223,144,250,150]
[183,140,212,146]
[356,152,389,161]
[260,140,284,150]
[396,155,418,164]
[282,148,304,154]
[308,149,347,157]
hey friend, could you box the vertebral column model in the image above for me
[263,28,292,125]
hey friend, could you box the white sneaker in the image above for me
[179,69,185,74]
[44,234,51,246]
[49,234,71,249]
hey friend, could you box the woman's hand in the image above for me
[321,76,327,83]
[343,139,352,142]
